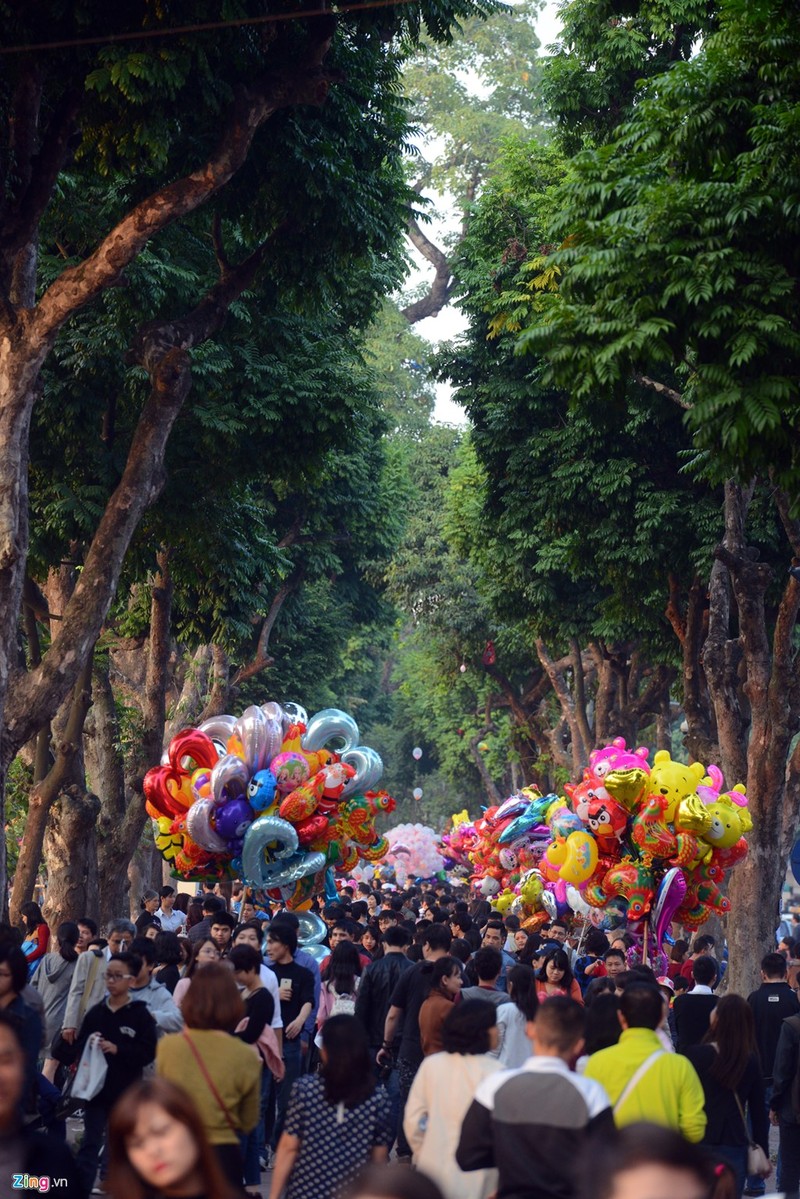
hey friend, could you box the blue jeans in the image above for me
[271,1037,302,1150]
[241,1066,271,1184]
[714,1143,748,1196]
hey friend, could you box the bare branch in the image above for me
[634,373,690,409]
[401,215,454,323]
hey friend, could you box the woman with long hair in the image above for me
[495,964,538,1068]
[685,993,769,1195]
[106,1076,237,1199]
[153,931,185,995]
[404,999,500,1199]
[33,919,79,1081]
[317,942,363,1034]
[536,948,583,1004]
[156,962,261,1189]
[418,956,462,1056]
[360,923,382,962]
[173,938,221,1008]
[269,1014,392,1199]
[19,900,49,974]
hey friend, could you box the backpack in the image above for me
[330,990,357,1017]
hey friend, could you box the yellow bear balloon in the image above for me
[649,751,706,823]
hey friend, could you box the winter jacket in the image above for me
[33,951,77,1050]
[748,982,800,1081]
[130,975,184,1035]
[62,948,106,1032]
[770,1014,800,1123]
[75,997,157,1107]
[354,951,413,1047]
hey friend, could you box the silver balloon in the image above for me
[198,714,237,756]
[235,706,271,774]
[241,815,299,887]
[300,943,329,964]
[211,754,249,805]
[261,701,284,723]
[341,746,384,797]
[301,708,360,754]
[282,702,309,729]
[186,799,229,854]
[296,912,327,945]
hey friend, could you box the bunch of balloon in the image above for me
[382,823,445,886]
[144,703,395,908]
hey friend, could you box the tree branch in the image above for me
[231,564,306,688]
[401,215,455,323]
[633,373,690,409]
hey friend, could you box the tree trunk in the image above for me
[42,785,100,927]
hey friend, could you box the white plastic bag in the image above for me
[72,1032,108,1102]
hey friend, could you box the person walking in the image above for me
[456,997,612,1199]
[316,942,363,1037]
[405,1000,501,1199]
[418,956,463,1056]
[74,950,158,1194]
[461,949,513,1009]
[536,949,583,1004]
[684,994,770,1195]
[673,956,719,1052]
[583,983,706,1142]
[20,901,50,977]
[106,1076,237,1199]
[156,961,261,1188]
[494,964,538,1069]
[34,919,80,1082]
[230,943,282,1193]
[266,921,315,1152]
[173,938,221,1008]
[747,951,800,1195]
[268,1015,392,1199]
[61,920,136,1049]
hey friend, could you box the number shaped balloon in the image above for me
[211,754,250,806]
[185,799,229,854]
[340,746,384,798]
[301,708,360,754]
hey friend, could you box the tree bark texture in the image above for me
[42,785,100,928]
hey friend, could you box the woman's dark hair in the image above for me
[173,893,191,914]
[153,930,183,967]
[583,977,617,1007]
[584,993,622,1055]
[185,937,219,978]
[506,964,539,1021]
[361,922,383,960]
[584,929,610,957]
[107,1077,236,1199]
[576,1122,717,1199]
[538,948,575,989]
[0,943,29,992]
[702,993,757,1091]
[19,902,45,932]
[323,941,362,995]
[182,962,245,1032]
[345,1162,444,1199]
[430,955,460,993]
[228,944,261,974]
[320,1015,376,1108]
[441,997,497,1055]
[670,938,689,962]
[55,921,79,963]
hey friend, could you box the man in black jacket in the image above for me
[354,926,412,1145]
[748,952,800,1195]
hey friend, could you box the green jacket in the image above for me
[584,1026,707,1142]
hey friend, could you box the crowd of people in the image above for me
[2,881,799,1198]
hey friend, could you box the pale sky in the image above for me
[408,0,561,424]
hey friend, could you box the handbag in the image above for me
[733,1092,771,1177]
[71,1033,109,1102]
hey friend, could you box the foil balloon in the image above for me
[653,867,687,949]
[211,754,250,805]
[270,752,310,795]
[247,770,278,814]
[302,708,360,754]
[296,912,327,945]
[282,702,309,728]
[235,705,276,774]
[185,799,229,854]
[215,798,253,845]
[198,714,237,753]
[241,814,299,886]
[340,746,384,798]
[301,944,329,964]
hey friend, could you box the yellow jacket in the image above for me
[156,1029,261,1145]
[583,1027,707,1142]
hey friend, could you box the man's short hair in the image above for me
[159,886,175,899]
[209,912,237,931]
[533,996,586,1054]
[451,913,472,932]
[762,951,788,978]
[201,895,224,915]
[129,936,156,965]
[77,917,98,936]
[619,983,664,1030]
[421,923,452,953]
[382,926,412,949]
[107,918,136,938]
[604,948,626,964]
[332,919,358,938]
[503,914,521,931]
[472,947,502,982]
[228,944,262,974]
[692,956,717,986]
[267,920,298,955]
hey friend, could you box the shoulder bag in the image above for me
[733,1090,770,1178]
[613,1051,664,1114]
